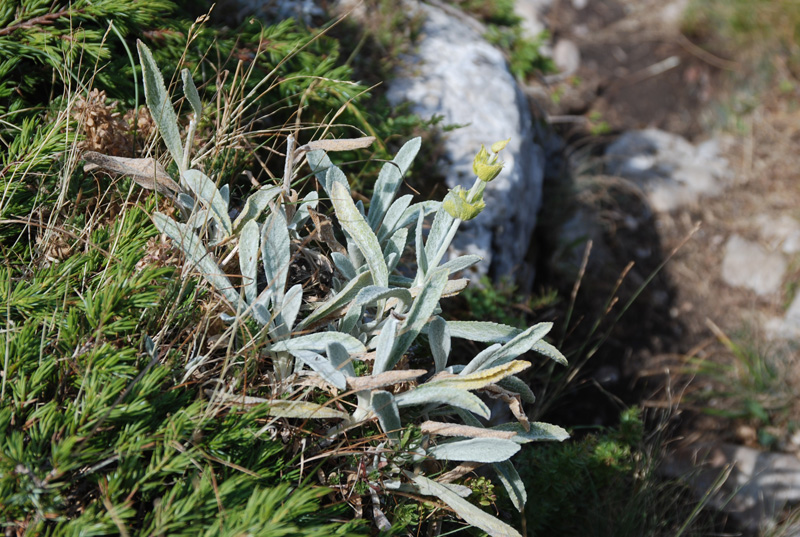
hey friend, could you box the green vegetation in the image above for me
[686,323,797,450]
[447,0,556,80]
[519,408,713,536]
[0,2,575,534]
[683,0,800,65]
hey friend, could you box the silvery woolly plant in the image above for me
[127,41,570,537]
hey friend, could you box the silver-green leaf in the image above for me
[233,184,281,231]
[137,40,184,172]
[183,169,232,238]
[261,209,290,303]
[153,212,240,308]
[371,390,401,444]
[394,386,489,419]
[367,137,421,230]
[268,332,366,356]
[447,321,522,343]
[493,460,527,512]
[181,68,202,119]
[493,422,570,443]
[297,270,372,330]
[239,219,259,304]
[429,316,450,373]
[428,438,520,463]
[330,181,388,287]
[410,474,522,537]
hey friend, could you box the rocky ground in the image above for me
[533,0,800,532]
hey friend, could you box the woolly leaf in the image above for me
[331,252,356,280]
[429,316,450,373]
[447,321,522,343]
[297,270,371,330]
[461,323,553,374]
[395,386,489,419]
[410,474,522,537]
[290,350,347,390]
[428,438,520,463]
[153,213,240,307]
[233,184,281,231]
[384,200,440,242]
[305,150,334,192]
[439,255,482,275]
[497,375,536,403]
[493,422,570,443]
[181,68,202,119]
[183,169,232,238]
[384,227,408,272]
[269,332,366,356]
[330,181,388,287]
[531,339,568,366]
[415,208,428,277]
[424,205,455,266]
[325,162,350,198]
[261,209,290,303]
[372,317,398,375]
[367,137,421,230]
[276,283,303,334]
[137,40,184,172]
[372,390,401,444]
[354,286,412,309]
[493,460,527,511]
[376,194,413,243]
[431,360,530,391]
[239,220,259,304]
[386,267,448,370]
[327,342,355,377]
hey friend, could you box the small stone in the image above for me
[756,214,800,254]
[721,235,787,296]
[605,129,732,212]
[553,39,581,75]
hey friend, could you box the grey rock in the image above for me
[766,292,800,340]
[605,129,731,212]
[721,234,787,296]
[663,442,800,534]
[553,39,580,76]
[757,214,800,255]
[387,1,545,278]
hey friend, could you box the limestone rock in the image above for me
[386,1,545,278]
[756,214,800,255]
[721,234,787,296]
[605,129,731,212]
[553,39,580,76]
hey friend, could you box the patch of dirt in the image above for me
[542,0,720,140]
[536,0,800,454]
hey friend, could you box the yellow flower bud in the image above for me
[491,138,511,153]
[472,144,504,182]
[442,186,485,221]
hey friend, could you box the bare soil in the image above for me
[535,0,800,451]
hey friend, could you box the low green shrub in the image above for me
[113,42,571,535]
